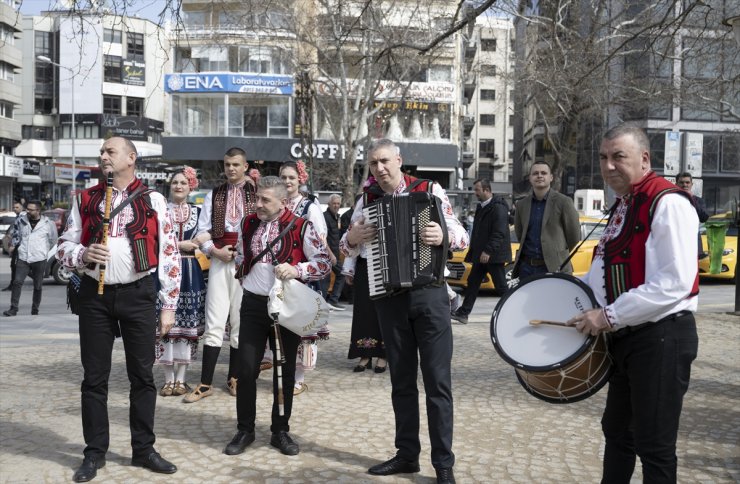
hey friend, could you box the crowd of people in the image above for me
[1,123,701,483]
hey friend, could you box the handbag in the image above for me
[268,278,330,337]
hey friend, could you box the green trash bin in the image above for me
[705,221,729,275]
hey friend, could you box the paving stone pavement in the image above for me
[0,306,738,483]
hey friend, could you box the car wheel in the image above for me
[52,261,72,285]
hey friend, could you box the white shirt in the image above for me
[197,182,248,255]
[581,192,699,329]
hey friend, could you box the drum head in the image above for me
[491,273,599,371]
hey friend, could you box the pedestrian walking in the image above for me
[4,200,57,316]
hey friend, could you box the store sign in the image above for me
[54,166,91,180]
[123,60,145,86]
[290,142,364,161]
[2,154,23,177]
[137,172,169,181]
[316,77,456,103]
[165,73,294,95]
[101,115,147,140]
[23,160,41,176]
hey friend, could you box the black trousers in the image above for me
[9,259,46,312]
[458,261,507,315]
[374,284,455,469]
[601,313,698,484]
[78,275,158,459]
[236,291,301,434]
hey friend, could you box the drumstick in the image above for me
[529,319,574,327]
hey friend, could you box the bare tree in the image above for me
[502,0,739,189]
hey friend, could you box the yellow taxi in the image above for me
[698,212,737,281]
[446,216,606,290]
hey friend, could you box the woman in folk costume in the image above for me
[155,167,206,396]
[279,160,329,395]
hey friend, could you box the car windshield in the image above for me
[583,222,606,240]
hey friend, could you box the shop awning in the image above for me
[17,175,42,184]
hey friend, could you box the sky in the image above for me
[19,0,165,22]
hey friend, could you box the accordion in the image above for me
[363,191,448,299]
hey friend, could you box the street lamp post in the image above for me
[37,55,76,198]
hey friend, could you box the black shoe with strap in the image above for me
[73,456,106,483]
[368,455,420,476]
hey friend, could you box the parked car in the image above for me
[446,216,607,290]
[1,211,16,254]
[45,245,72,285]
[698,212,737,281]
[42,208,70,234]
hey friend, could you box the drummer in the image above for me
[224,176,331,457]
[567,124,699,483]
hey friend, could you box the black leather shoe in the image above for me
[3,309,17,317]
[73,456,105,482]
[31,309,39,315]
[131,452,177,474]
[270,431,299,455]
[224,430,255,455]
[368,455,420,475]
[436,467,456,483]
[1,286,10,292]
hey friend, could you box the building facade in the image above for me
[513,0,739,214]
[0,0,22,208]
[15,9,169,204]
[460,16,515,195]
[162,0,466,199]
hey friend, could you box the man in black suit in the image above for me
[676,172,709,257]
[451,178,511,324]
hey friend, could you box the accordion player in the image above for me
[362,191,449,298]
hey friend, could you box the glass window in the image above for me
[184,10,207,28]
[103,95,122,114]
[0,101,14,119]
[268,103,289,137]
[480,89,496,100]
[0,61,14,82]
[127,97,144,117]
[127,32,144,61]
[172,95,225,136]
[104,28,122,43]
[481,39,497,51]
[243,106,267,136]
[481,65,497,77]
[480,114,495,126]
[104,55,122,83]
[192,46,228,71]
[702,133,719,172]
[479,139,495,158]
[428,65,451,82]
[721,134,740,173]
[647,131,666,170]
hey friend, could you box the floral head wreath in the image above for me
[175,166,199,190]
[295,160,309,185]
[248,168,261,184]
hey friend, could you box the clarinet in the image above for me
[97,173,114,295]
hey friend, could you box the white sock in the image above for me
[163,364,174,383]
[175,363,187,383]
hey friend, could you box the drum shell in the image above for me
[490,273,613,403]
[515,333,612,404]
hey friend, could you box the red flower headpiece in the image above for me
[248,168,261,184]
[181,166,199,190]
[295,160,309,185]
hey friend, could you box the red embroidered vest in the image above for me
[602,171,699,304]
[78,178,160,272]
[211,181,257,240]
[236,209,308,279]
[363,174,433,204]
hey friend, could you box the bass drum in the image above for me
[491,273,613,404]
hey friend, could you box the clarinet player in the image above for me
[339,139,469,484]
[56,137,182,482]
